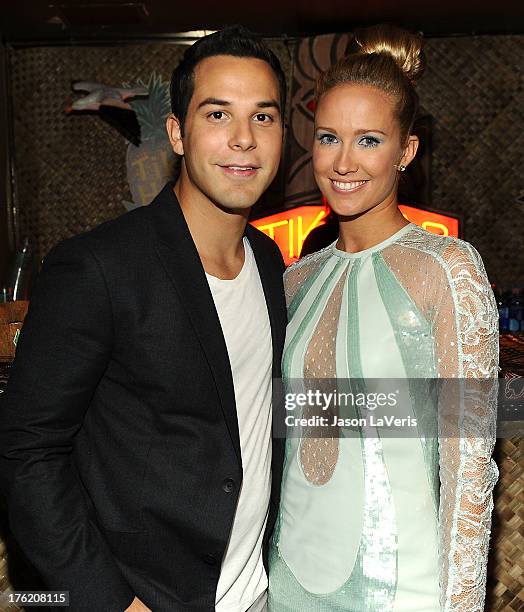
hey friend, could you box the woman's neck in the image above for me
[336,201,409,254]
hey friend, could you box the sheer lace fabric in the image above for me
[301,271,346,485]
[383,230,499,609]
[272,224,498,611]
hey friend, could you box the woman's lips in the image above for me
[330,179,368,193]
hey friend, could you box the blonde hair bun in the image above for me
[349,24,425,84]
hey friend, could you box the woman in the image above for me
[268,24,499,611]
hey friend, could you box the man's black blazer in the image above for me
[0,183,287,611]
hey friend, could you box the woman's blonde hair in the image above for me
[315,24,425,142]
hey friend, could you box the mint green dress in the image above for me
[268,224,499,612]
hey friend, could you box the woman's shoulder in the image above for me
[283,242,335,306]
[401,224,487,274]
[285,241,335,277]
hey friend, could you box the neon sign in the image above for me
[398,205,459,238]
[251,204,459,266]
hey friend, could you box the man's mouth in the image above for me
[331,179,368,193]
[219,164,260,178]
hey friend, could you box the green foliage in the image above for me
[126,72,171,142]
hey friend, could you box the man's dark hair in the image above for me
[170,25,287,135]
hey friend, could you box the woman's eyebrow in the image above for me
[315,126,387,136]
[354,128,387,135]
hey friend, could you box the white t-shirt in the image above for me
[206,238,273,612]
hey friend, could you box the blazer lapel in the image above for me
[150,183,241,466]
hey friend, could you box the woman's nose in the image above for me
[333,147,358,174]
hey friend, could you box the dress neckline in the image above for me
[330,223,415,259]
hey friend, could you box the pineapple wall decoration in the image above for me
[68,73,178,212]
[125,72,178,210]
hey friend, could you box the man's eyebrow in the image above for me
[197,97,231,110]
[257,100,281,113]
[196,98,281,113]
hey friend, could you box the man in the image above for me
[0,26,287,611]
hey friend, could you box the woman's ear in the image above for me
[166,114,184,156]
[400,134,419,168]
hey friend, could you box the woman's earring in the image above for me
[395,164,406,172]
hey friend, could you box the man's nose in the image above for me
[228,120,256,151]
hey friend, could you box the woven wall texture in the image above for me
[419,36,524,290]
[7,39,293,266]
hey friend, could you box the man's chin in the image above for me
[215,200,257,216]
[212,190,263,215]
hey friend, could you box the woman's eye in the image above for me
[317,133,338,145]
[254,113,273,123]
[359,136,381,148]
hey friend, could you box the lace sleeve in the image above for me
[432,240,499,611]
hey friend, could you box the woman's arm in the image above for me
[433,240,499,611]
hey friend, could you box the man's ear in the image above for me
[166,114,184,156]
[400,134,419,169]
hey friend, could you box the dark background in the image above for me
[1,0,522,40]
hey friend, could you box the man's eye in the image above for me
[359,136,381,148]
[317,133,338,145]
[254,113,273,123]
[208,111,226,120]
